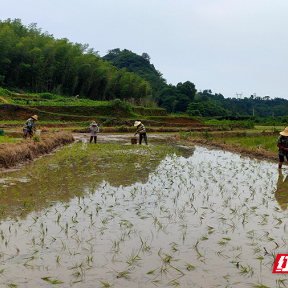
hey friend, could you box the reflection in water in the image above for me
[173,144,195,158]
[0,141,286,288]
[0,142,179,220]
[275,169,288,210]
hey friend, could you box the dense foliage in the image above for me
[0,19,151,102]
[103,49,167,99]
[194,90,288,118]
[103,49,288,118]
[103,49,197,113]
[1,18,288,119]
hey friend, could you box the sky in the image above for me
[1,0,288,99]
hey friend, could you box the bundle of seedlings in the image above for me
[0,131,74,168]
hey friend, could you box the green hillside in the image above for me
[103,48,167,99]
[1,18,288,120]
[102,48,197,113]
[0,19,151,103]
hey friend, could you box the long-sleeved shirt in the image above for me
[90,125,99,136]
[135,123,146,135]
[23,118,35,133]
[277,135,288,156]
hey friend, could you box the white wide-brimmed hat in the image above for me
[91,121,97,125]
[134,121,141,127]
[280,127,288,136]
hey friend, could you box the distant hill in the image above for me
[103,48,197,113]
[103,49,167,99]
[2,19,285,118]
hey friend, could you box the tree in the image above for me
[141,52,150,62]
[177,81,197,101]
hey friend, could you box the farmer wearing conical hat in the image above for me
[134,121,148,145]
[277,127,288,169]
[90,121,99,144]
[23,115,38,139]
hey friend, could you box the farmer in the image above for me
[90,121,99,144]
[134,121,148,145]
[23,115,38,139]
[277,127,288,169]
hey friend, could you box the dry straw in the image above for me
[0,131,74,168]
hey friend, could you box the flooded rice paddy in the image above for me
[0,133,288,287]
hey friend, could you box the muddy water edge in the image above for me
[0,133,287,287]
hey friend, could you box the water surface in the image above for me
[0,136,286,287]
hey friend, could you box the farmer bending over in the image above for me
[134,121,148,145]
[277,127,288,169]
[90,121,99,143]
[23,115,38,139]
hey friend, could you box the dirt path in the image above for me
[0,96,8,103]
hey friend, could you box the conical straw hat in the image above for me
[280,127,288,136]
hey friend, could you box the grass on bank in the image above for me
[0,135,21,143]
[179,130,279,154]
[217,134,278,153]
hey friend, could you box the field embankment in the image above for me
[0,103,204,129]
[0,131,74,169]
[27,105,167,117]
[177,131,280,163]
[0,103,167,121]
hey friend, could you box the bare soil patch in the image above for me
[0,96,8,103]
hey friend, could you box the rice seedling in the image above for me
[115,269,131,279]
[126,250,141,266]
[239,264,254,277]
[250,284,270,288]
[184,263,195,272]
[216,250,230,259]
[167,279,180,286]
[276,279,287,287]
[56,255,61,263]
[0,135,287,287]
[50,278,64,284]
[99,281,111,288]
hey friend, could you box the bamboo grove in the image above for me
[0,18,152,101]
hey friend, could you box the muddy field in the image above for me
[0,134,287,287]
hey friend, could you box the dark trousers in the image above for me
[23,129,33,139]
[139,133,148,145]
[90,136,97,143]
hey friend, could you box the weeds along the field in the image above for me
[179,131,279,154]
[218,135,278,152]
[0,135,20,144]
